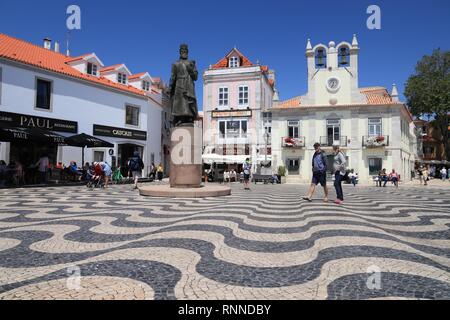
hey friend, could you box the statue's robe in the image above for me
[169,59,198,120]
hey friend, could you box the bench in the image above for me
[252,174,273,184]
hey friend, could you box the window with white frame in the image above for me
[118,73,127,85]
[287,120,300,138]
[368,118,382,136]
[218,120,248,139]
[238,86,249,106]
[126,105,139,126]
[229,56,239,68]
[218,87,228,107]
[142,81,150,91]
[87,62,98,76]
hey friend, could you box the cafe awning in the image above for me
[65,133,114,148]
[0,125,67,145]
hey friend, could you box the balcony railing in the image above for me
[282,136,306,148]
[362,135,389,148]
[319,136,348,147]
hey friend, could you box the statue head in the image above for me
[179,44,189,60]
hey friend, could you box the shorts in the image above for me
[312,171,326,187]
[244,173,250,181]
[132,171,142,179]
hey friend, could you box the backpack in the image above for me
[129,157,143,171]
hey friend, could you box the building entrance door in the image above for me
[118,144,144,177]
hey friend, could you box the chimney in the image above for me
[43,38,52,50]
[54,42,60,53]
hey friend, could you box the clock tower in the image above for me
[302,35,366,106]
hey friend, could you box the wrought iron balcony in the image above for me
[282,136,306,148]
[319,136,348,147]
[362,135,389,148]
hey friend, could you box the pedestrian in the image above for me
[349,169,358,186]
[440,167,447,181]
[332,143,346,204]
[128,151,144,190]
[243,158,252,190]
[100,161,112,188]
[378,169,388,187]
[418,165,424,185]
[303,143,329,202]
[148,162,156,180]
[35,153,49,184]
[423,165,429,186]
[157,163,164,181]
[389,169,399,188]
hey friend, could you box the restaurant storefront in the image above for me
[0,111,78,169]
[93,124,147,176]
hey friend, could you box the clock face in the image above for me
[326,77,341,93]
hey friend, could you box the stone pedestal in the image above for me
[169,126,202,188]
[139,123,231,198]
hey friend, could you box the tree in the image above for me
[405,49,450,160]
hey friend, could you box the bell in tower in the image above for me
[315,49,326,68]
[338,47,349,67]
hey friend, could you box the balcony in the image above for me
[319,136,348,147]
[282,136,305,148]
[362,135,389,148]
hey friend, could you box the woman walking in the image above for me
[332,143,347,205]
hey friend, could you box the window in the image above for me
[142,81,150,91]
[229,56,239,68]
[369,158,382,176]
[218,120,248,139]
[238,86,249,106]
[338,46,350,67]
[87,62,98,76]
[118,73,127,85]
[36,79,52,110]
[368,118,382,136]
[218,87,229,106]
[126,105,140,126]
[315,48,327,69]
[94,151,105,162]
[287,120,300,138]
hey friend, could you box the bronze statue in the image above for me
[167,44,198,127]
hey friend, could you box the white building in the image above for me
[202,48,276,173]
[0,34,162,177]
[271,35,418,184]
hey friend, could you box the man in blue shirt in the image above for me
[303,143,329,202]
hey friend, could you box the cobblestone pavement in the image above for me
[0,182,449,300]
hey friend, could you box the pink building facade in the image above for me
[202,48,277,172]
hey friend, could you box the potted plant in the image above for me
[278,166,286,184]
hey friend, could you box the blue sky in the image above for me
[1,0,449,110]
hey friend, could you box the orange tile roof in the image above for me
[129,72,147,80]
[0,34,146,97]
[66,53,95,63]
[278,96,301,108]
[211,48,254,69]
[276,87,403,109]
[100,64,123,73]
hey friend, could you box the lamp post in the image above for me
[264,130,270,164]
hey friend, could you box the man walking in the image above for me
[243,158,252,190]
[128,151,144,190]
[333,143,347,204]
[303,143,328,202]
